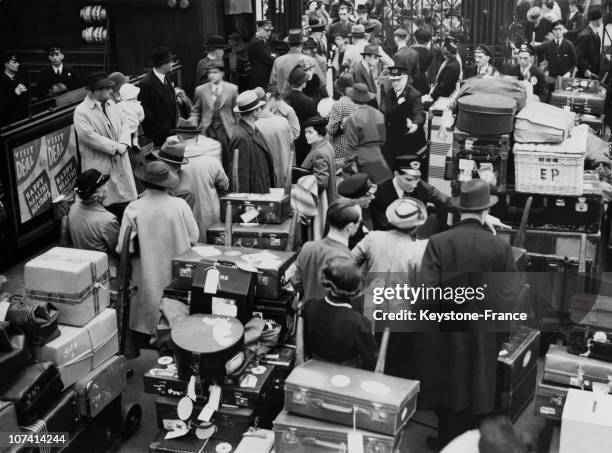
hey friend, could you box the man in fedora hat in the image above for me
[343,24,370,71]
[270,29,324,93]
[117,160,198,345]
[74,71,137,219]
[189,58,238,172]
[541,20,576,81]
[343,82,391,183]
[381,66,426,171]
[283,66,318,164]
[351,44,380,103]
[576,7,604,78]
[229,90,276,193]
[138,46,178,147]
[414,179,520,451]
[195,35,229,87]
[38,45,81,100]
[172,117,223,163]
[248,20,276,89]
[524,6,554,51]
[152,136,195,208]
[170,123,229,241]
[393,28,421,88]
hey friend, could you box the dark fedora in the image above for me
[152,136,189,165]
[171,118,202,135]
[134,161,179,188]
[86,71,115,90]
[346,82,375,103]
[361,44,381,57]
[203,35,228,51]
[287,28,305,45]
[75,169,110,198]
[451,179,498,211]
[151,46,175,67]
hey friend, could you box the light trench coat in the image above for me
[117,190,199,335]
[73,95,138,205]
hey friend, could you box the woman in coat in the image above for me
[301,115,337,204]
[117,161,199,341]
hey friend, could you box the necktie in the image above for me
[101,102,109,120]
[56,69,60,76]
[557,40,562,47]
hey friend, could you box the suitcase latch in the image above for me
[371,403,388,422]
[292,390,307,405]
[284,429,298,444]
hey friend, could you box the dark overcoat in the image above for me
[138,71,177,146]
[247,35,275,90]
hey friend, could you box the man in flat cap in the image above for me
[195,35,228,87]
[38,45,81,99]
[541,20,576,80]
[248,20,276,89]
[410,29,433,94]
[1,52,29,126]
[473,44,500,77]
[393,28,421,89]
[508,43,548,101]
[189,59,238,173]
[381,66,426,172]
[576,8,604,78]
[74,72,137,219]
[138,46,178,146]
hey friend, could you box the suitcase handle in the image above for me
[302,436,347,450]
[311,398,356,414]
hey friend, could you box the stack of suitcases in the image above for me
[0,247,127,451]
[549,77,606,135]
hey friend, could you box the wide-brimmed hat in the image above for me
[151,46,175,67]
[451,179,498,211]
[351,24,366,38]
[386,198,428,230]
[152,136,189,165]
[361,44,381,57]
[134,161,179,188]
[203,35,228,51]
[171,117,202,135]
[108,72,129,91]
[346,83,375,102]
[86,71,115,90]
[233,90,266,113]
[75,169,110,198]
[288,28,305,45]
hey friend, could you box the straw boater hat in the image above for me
[134,161,179,188]
[233,90,266,113]
[386,198,428,230]
[152,136,189,165]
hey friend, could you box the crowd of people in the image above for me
[2,1,607,452]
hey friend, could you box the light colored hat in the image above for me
[527,6,541,22]
[152,136,189,165]
[233,90,266,113]
[119,82,140,100]
[386,197,428,230]
[134,161,179,188]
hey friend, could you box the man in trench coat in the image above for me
[415,179,520,451]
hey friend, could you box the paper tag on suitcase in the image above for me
[240,208,260,223]
[212,298,238,318]
[204,268,220,294]
[198,384,221,422]
[187,376,197,401]
[347,431,365,453]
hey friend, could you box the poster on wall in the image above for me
[11,125,78,224]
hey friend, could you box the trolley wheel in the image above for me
[121,402,142,438]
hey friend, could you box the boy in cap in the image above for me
[248,20,275,89]
[541,20,576,79]
[473,44,500,77]
[1,52,29,126]
[38,45,81,99]
[576,7,604,78]
[74,72,137,218]
[508,43,548,101]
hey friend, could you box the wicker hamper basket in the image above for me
[513,150,584,196]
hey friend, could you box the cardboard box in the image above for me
[86,308,119,369]
[560,390,612,452]
[25,247,110,326]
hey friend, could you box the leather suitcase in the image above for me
[457,94,516,136]
[273,410,400,453]
[570,294,612,330]
[544,344,612,386]
[497,326,540,393]
[144,366,203,400]
[172,246,296,299]
[2,362,63,425]
[284,360,420,436]
[222,363,275,410]
[163,287,191,305]
[219,193,291,224]
[22,389,81,437]
[550,90,605,115]
[0,326,32,391]
[149,431,238,453]
[155,397,254,443]
[0,401,20,434]
[534,378,569,420]
[496,364,537,421]
[261,343,296,380]
[206,219,293,251]
[556,77,600,93]
[235,428,274,453]
[72,355,127,418]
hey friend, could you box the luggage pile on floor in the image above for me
[0,247,126,449]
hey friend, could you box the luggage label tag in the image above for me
[204,268,220,295]
[187,376,197,401]
[212,297,238,318]
[240,206,260,223]
[198,384,221,422]
[347,405,364,453]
